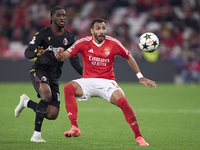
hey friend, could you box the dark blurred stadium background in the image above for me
[0,0,200,83]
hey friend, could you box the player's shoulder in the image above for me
[105,35,122,45]
[79,36,92,42]
[39,26,50,33]
[64,28,73,36]
[34,26,50,37]
[74,36,92,45]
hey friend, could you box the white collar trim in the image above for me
[92,40,104,47]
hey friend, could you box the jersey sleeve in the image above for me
[69,55,83,75]
[67,38,84,57]
[67,34,83,75]
[24,31,45,59]
[115,39,130,58]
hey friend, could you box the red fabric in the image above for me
[64,83,78,127]
[117,97,142,138]
[67,35,130,80]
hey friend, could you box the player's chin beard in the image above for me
[94,34,105,43]
[55,21,64,29]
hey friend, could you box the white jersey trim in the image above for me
[92,40,105,47]
[74,36,92,45]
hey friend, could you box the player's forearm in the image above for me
[24,48,37,59]
[126,54,141,74]
[55,49,71,62]
[57,57,65,62]
[69,55,83,75]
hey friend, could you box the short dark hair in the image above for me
[50,6,64,24]
[91,18,106,28]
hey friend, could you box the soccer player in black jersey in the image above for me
[14,6,83,142]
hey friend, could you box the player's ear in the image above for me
[51,16,54,23]
[90,28,94,35]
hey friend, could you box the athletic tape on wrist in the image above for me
[136,72,143,79]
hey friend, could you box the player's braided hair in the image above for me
[50,6,64,24]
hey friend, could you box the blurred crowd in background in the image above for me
[0,0,200,83]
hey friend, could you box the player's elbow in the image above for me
[24,49,29,59]
[24,48,36,59]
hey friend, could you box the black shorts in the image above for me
[30,68,60,109]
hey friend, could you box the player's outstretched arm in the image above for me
[125,54,157,88]
[125,54,140,73]
[54,47,72,62]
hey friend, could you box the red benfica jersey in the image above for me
[67,35,130,80]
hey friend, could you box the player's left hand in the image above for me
[139,77,157,88]
[54,47,64,61]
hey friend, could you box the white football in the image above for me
[139,32,159,52]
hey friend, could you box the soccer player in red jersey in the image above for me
[55,18,157,146]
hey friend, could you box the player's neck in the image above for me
[92,39,105,47]
[51,25,64,34]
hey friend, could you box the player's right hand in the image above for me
[139,77,157,88]
[37,46,49,57]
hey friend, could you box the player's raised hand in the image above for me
[139,77,157,88]
[37,46,49,57]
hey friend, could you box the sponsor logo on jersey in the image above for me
[48,45,64,53]
[89,56,110,66]
[63,38,68,45]
[88,49,94,53]
[104,47,110,55]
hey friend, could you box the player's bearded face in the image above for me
[92,22,106,44]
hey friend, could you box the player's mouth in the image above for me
[60,21,65,26]
[98,35,104,39]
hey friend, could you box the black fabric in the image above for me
[34,100,49,132]
[25,26,83,79]
[27,100,38,112]
[30,69,60,109]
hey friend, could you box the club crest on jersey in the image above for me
[104,47,110,55]
[48,36,51,41]
[41,76,47,82]
[63,38,68,45]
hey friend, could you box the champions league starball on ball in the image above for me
[139,32,159,52]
